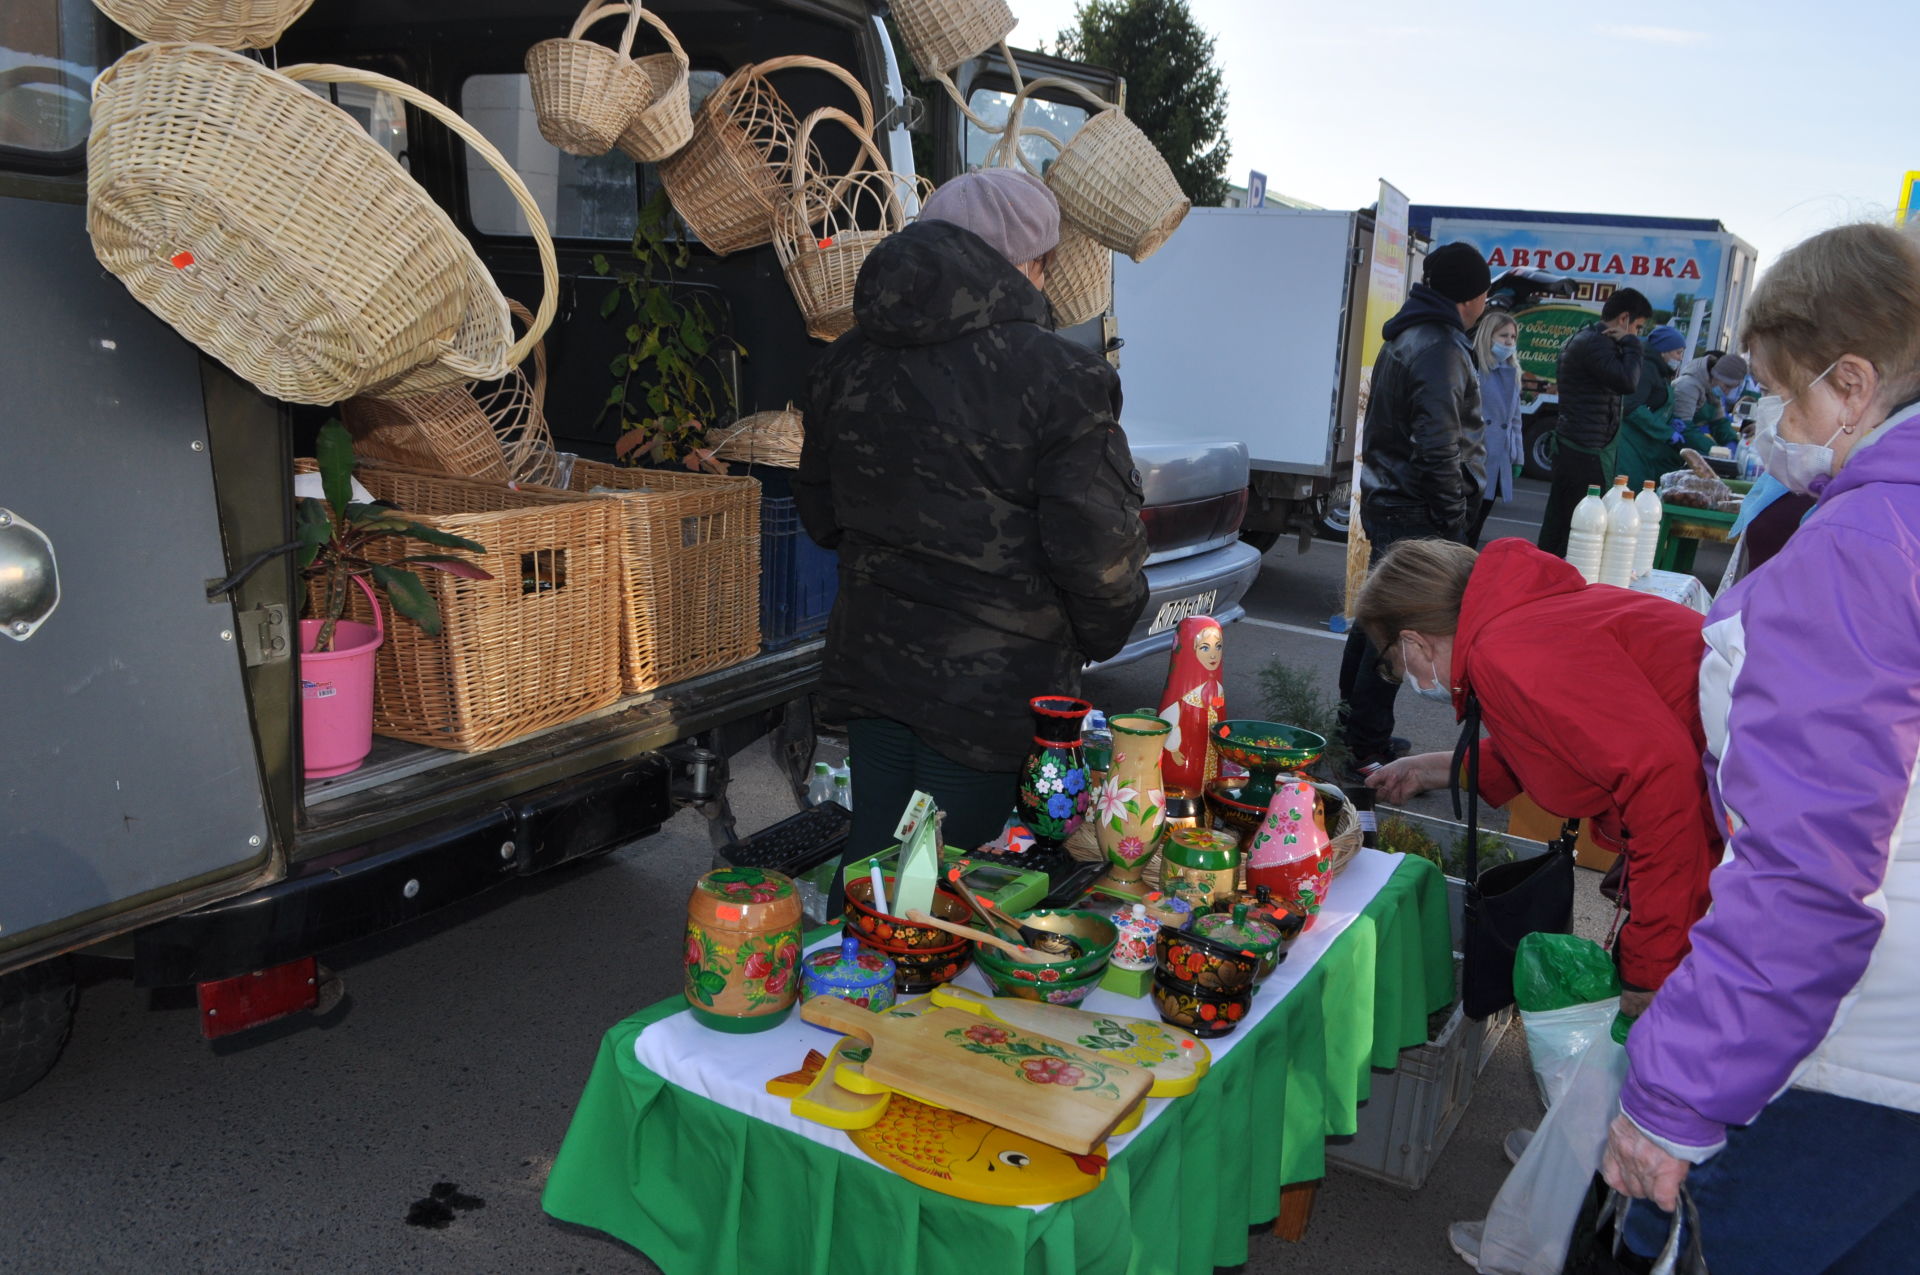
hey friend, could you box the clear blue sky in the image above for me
[1008,0,1912,273]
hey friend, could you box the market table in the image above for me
[1652,502,1737,574]
[541,850,1453,1275]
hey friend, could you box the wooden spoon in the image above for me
[943,868,1025,943]
[905,910,1058,965]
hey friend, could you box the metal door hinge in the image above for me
[236,603,291,667]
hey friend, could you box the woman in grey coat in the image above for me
[1467,311,1523,546]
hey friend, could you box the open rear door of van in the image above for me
[0,189,284,979]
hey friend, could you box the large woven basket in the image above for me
[615,5,695,163]
[343,301,560,484]
[712,405,804,468]
[526,0,654,158]
[774,108,927,342]
[88,44,474,406]
[890,0,1017,80]
[657,55,874,257]
[91,0,316,48]
[561,459,763,693]
[280,64,560,400]
[337,463,625,752]
[1044,223,1112,328]
[1003,76,1190,263]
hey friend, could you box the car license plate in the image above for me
[1148,590,1217,635]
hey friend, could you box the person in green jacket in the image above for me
[1616,325,1736,487]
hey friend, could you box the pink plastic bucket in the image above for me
[299,577,384,779]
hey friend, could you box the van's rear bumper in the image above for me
[1095,539,1263,669]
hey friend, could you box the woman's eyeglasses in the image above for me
[1375,644,1404,686]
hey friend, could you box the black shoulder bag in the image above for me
[1452,690,1578,1019]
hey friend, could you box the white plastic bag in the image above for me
[1476,1034,1629,1275]
[1520,994,1619,1109]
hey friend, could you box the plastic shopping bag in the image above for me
[1474,1034,1630,1275]
[1514,933,1621,1107]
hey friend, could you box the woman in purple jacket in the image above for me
[1602,223,1920,1270]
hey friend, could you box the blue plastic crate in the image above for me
[760,495,837,650]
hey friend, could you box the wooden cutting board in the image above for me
[928,986,1212,1098]
[800,998,1150,1154]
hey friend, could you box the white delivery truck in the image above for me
[1112,206,1386,551]
[1411,205,1759,478]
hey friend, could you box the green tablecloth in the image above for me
[541,855,1454,1275]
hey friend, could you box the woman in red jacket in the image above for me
[1357,537,1721,1012]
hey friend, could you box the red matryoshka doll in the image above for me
[1157,616,1225,795]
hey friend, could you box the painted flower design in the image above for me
[684,937,701,967]
[1092,779,1137,823]
[776,941,800,969]
[1040,758,1060,779]
[1020,1057,1086,1087]
[1115,834,1147,864]
[1146,789,1165,813]
[1046,792,1075,819]
[855,953,888,971]
[743,952,773,981]
[964,1024,1011,1045]
[1063,768,1086,795]
[764,967,790,995]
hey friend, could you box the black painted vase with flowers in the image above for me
[1016,695,1093,849]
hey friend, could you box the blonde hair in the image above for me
[1473,311,1520,374]
[1354,539,1479,653]
[1742,222,1920,403]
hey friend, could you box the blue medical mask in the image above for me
[1492,341,1517,363]
[1401,636,1452,703]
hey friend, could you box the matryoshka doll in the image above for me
[1244,781,1333,930]
[1157,617,1226,796]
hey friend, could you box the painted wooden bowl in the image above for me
[849,932,971,994]
[1192,903,1284,985]
[1155,925,1260,994]
[1211,720,1325,806]
[1150,972,1251,1038]
[801,936,897,1016]
[844,875,973,950]
[979,959,1105,1007]
[972,908,1118,981]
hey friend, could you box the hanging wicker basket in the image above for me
[91,0,316,48]
[657,54,874,257]
[1002,76,1190,264]
[614,5,695,163]
[87,44,480,406]
[526,0,654,158]
[1044,223,1112,329]
[773,108,927,342]
[343,301,561,485]
[280,63,560,400]
[711,405,805,468]
[890,0,1017,81]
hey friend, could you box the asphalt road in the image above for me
[0,480,1728,1274]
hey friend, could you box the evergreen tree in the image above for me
[1055,0,1231,207]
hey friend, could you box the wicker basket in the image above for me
[526,0,654,158]
[890,0,1016,80]
[657,55,874,257]
[1044,223,1112,328]
[614,5,695,163]
[1001,76,1190,263]
[774,108,928,342]
[338,463,625,752]
[87,44,476,406]
[343,301,560,484]
[91,0,316,48]
[711,406,804,468]
[560,458,763,693]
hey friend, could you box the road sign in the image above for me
[1899,171,1920,224]
[1247,170,1266,210]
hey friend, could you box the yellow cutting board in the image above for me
[928,986,1211,1098]
[800,998,1150,1155]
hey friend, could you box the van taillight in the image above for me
[1138,488,1248,554]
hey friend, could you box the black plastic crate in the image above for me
[760,495,838,651]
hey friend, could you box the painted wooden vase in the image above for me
[684,866,804,1032]
[1245,781,1333,930]
[1016,695,1092,848]
[1093,711,1171,895]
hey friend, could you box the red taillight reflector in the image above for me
[1139,487,1249,555]
[196,956,319,1040]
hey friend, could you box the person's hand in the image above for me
[1601,1114,1690,1212]
[1366,752,1452,804]
[1619,988,1654,1017]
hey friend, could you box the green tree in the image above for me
[1055,0,1231,207]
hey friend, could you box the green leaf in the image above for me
[606,384,626,406]
[646,385,669,415]
[401,555,493,581]
[636,331,662,363]
[696,970,728,997]
[315,420,355,516]
[645,288,676,326]
[681,314,710,355]
[371,564,441,636]
[625,323,641,344]
[599,288,620,319]
[591,253,610,276]
[608,353,629,377]
[388,521,486,553]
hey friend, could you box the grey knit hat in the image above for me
[1711,352,1748,386]
[919,169,1061,266]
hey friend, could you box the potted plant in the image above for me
[296,421,491,778]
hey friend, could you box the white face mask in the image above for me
[1751,361,1844,494]
[1401,636,1452,702]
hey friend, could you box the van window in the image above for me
[964,86,1088,175]
[1,0,101,161]
[461,70,726,241]
[307,80,409,169]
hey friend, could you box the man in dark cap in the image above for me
[1338,241,1490,781]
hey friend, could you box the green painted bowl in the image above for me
[1212,720,1326,805]
[972,908,1118,981]
[979,958,1107,1007]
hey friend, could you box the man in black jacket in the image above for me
[1338,242,1490,780]
[1535,289,1652,556]
[798,171,1148,887]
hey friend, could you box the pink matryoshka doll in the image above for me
[1245,781,1333,930]
[1157,616,1226,796]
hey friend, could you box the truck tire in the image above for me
[1523,416,1556,482]
[0,956,76,1102]
[1239,528,1282,554]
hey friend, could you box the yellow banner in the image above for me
[1344,180,1412,617]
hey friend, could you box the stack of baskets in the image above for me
[526,0,694,163]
